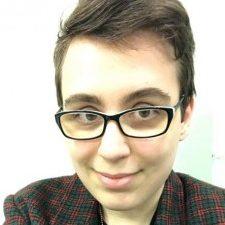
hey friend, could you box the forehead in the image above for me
[61,33,180,108]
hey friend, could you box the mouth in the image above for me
[95,170,140,190]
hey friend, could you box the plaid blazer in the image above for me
[3,171,225,225]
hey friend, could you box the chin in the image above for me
[102,201,137,211]
[97,191,141,211]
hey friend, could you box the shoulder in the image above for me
[176,172,225,196]
[7,175,75,204]
[175,172,225,223]
[4,175,78,224]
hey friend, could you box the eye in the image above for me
[63,111,100,124]
[138,109,152,118]
[84,113,98,121]
[77,112,99,123]
[135,108,160,120]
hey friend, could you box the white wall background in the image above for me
[0,0,225,223]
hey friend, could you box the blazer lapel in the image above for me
[51,174,100,225]
[153,171,186,224]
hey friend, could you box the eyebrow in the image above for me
[64,87,171,108]
[122,87,171,105]
[64,93,103,108]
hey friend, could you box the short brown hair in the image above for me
[54,0,196,113]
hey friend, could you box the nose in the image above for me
[98,121,130,161]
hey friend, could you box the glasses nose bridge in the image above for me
[105,113,121,125]
[104,113,123,132]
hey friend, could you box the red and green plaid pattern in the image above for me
[3,171,225,224]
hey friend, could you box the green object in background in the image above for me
[174,113,213,184]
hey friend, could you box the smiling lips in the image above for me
[96,171,139,189]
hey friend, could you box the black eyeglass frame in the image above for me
[55,96,184,140]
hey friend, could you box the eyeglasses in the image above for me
[55,97,184,140]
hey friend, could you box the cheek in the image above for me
[66,139,99,164]
[131,137,166,159]
[130,133,179,165]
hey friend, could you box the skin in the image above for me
[61,32,194,225]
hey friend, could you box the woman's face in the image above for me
[61,33,193,211]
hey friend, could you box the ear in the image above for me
[179,97,195,141]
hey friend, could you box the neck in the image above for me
[101,185,164,225]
